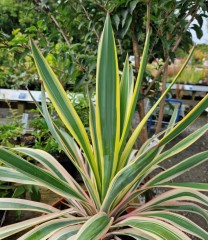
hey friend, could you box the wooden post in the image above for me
[17,102,25,115]
[192,91,196,101]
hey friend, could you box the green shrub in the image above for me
[168,66,204,84]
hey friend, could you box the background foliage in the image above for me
[0,0,208,144]
[1,0,208,90]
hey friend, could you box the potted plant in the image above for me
[0,15,207,239]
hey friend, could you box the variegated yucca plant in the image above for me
[0,15,208,240]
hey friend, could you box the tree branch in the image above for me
[77,0,100,41]
[49,14,72,49]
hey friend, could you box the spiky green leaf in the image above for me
[76,212,113,240]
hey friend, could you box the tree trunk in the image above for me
[155,57,169,134]
[131,22,148,145]
[138,99,148,143]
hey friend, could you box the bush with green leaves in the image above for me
[168,66,204,84]
[29,96,89,154]
[0,108,23,147]
[0,121,22,147]
[0,16,208,239]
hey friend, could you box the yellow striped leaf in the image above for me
[95,15,120,200]
[30,40,100,188]
[76,212,113,240]
[117,216,190,240]
[120,46,195,167]
[118,29,151,169]
[139,211,208,239]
